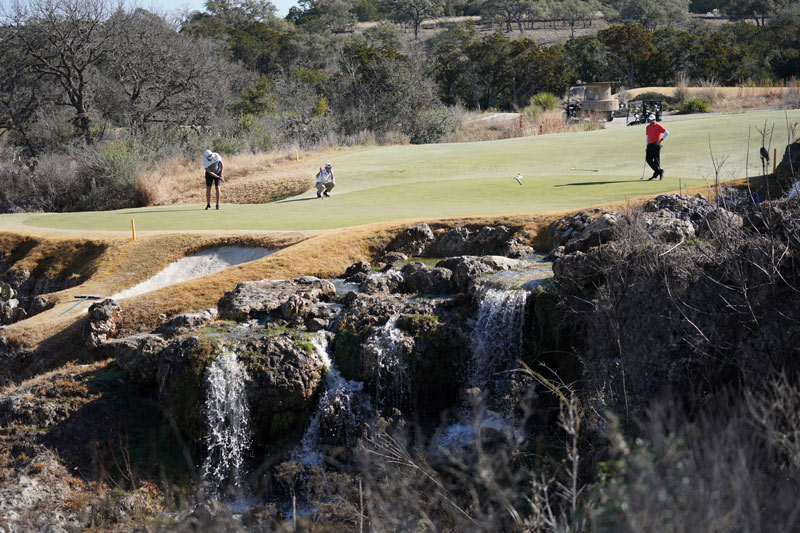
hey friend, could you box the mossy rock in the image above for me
[399,314,469,418]
[333,327,370,381]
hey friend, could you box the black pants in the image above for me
[646,142,662,176]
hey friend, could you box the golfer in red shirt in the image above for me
[645,114,669,180]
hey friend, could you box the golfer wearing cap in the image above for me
[315,162,335,198]
[645,114,668,180]
[202,149,225,209]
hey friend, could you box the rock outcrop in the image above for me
[436,255,524,292]
[401,262,454,294]
[157,308,218,338]
[218,276,336,322]
[110,333,169,385]
[83,298,121,347]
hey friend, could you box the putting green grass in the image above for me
[12,109,800,233]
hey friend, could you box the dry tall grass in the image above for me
[623,84,800,112]
[443,109,601,143]
[136,149,319,205]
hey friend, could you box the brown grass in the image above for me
[137,149,326,205]
[622,84,800,111]
[444,109,601,143]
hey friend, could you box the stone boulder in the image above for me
[345,271,369,284]
[343,261,371,279]
[280,294,314,322]
[643,194,715,226]
[436,255,524,292]
[643,216,696,242]
[551,209,620,254]
[503,234,534,258]
[359,271,405,295]
[242,335,325,412]
[110,333,169,385]
[238,334,327,443]
[377,251,408,264]
[402,263,454,294]
[83,298,120,348]
[642,194,742,242]
[427,225,513,257]
[218,276,335,321]
[385,223,435,256]
[156,335,215,444]
[552,248,608,293]
[29,295,53,316]
[157,308,218,338]
[0,301,26,325]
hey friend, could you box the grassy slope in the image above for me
[10,109,797,233]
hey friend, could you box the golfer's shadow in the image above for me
[277,197,321,203]
[555,180,640,187]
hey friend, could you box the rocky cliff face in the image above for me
[4,192,800,530]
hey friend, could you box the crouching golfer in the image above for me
[645,114,669,180]
[315,162,335,198]
[202,149,225,210]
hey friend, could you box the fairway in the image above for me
[9,109,799,233]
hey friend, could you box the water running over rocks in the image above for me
[201,349,252,499]
[294,333,366,467]
[363,315,413,412]
[468,288,528,400]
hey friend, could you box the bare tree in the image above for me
[390,0,444,40]
[98,9,243,134]
[1,0,130,144]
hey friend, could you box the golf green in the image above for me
[12,109,800,233]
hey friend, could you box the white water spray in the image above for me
[294,334,364,467]
[201,350,251,497]
[468,288,528,393]
[363,315,412,411]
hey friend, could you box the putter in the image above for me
[571,168,598,172]
[640,159,647,179]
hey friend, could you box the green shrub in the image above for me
[531,92,561,111]
[211,134,248,155]
[407,106,455,145]
[87,142,142,210]
[679,97,711,114]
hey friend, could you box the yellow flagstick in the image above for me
[131,218,136,241]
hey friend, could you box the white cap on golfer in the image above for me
[204,149,213,158]
[325,162,333,168]
[647,114,656,121]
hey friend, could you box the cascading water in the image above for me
[294,333,365,467]
[432,288,529,456]
[468,288,528,399]
[201,349,251,498]
[363,315,412,411]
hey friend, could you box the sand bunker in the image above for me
[111,246,275,300]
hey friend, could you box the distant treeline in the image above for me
[0,0,798,212]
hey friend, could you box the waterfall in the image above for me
[432,288,529,457]
[201,349,251,497]
[468,288,528,401]
[363,315,411,411]
[294,334,365,467]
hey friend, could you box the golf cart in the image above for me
[565,82,620,122]
[626,100,662,126]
